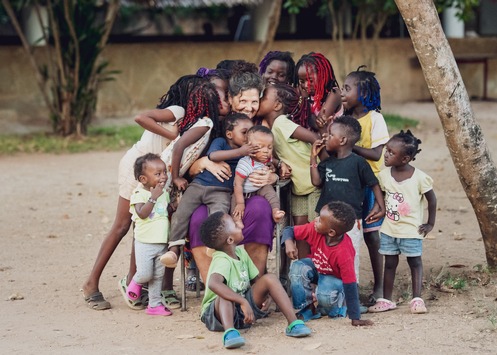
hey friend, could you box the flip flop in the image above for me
[161,289,181,309]
[84,291,111,311]
[368,298,397,313]
[410,297,427,314]
[223,328,245,349]
[185,275,205,292]
[118,276,146,310]
[286,320,311,338]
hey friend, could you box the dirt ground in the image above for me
[1,101,497,354]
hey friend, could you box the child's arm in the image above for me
[232,174,247,220]
[134,183,165,219]
[134,108,179,141]
[365,184,386,223]
[208,142,257,162]
[310,139,325,187]
[281,226,299,260]
[419,189,437,236]
[170,126,210,190]
[188,156,232,182]
[343,283,373,326]
[291,126,321,144]
[208,273,255,325]
[353,144,385,161]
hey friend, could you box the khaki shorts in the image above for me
[118,148,141,200]
[291,189,321,221]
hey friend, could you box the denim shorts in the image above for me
[362,186,384,233]
[379,233,423,257]
[201,288,268,331]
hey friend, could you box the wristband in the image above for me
[310,163,318,168]
[148,198,157,204]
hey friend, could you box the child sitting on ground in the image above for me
[200,211,311,349]
[283,201,374,326]
[368,130,436,314]
[232,125,285,227]
[161,113,256,268]
[126,153,175,316]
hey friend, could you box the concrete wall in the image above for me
[1,38,496,134]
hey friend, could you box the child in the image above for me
[294,52,342,130]
[310,115,385,283]
[283,201,374,326]
[200,211,311,349]
[127,153,174,316]
[342,66,390,303]
[258,50,295,85]
[232,125,285,227]
[161,113,256,268]
[258,82,322,259]
[368,130,436,314]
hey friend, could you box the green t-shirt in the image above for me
[200,247,260,315]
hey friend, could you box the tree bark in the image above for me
[254,0,282,63]
[394,0,497,268]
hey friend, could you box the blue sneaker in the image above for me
[223,328,245,349]
[297,307,322,322]
[360,305,369,314]
[286,320,311,338]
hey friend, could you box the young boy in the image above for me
[232,125,285,227]
[283,201,373,326]
[200,211,311,349]
[161,113,256,267]
[310,115,385,283]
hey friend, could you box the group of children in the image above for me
[83,50,437,349]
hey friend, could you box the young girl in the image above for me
[127,154,173,316]
[81,74,203,311]
[258,50,295,85]
[294,52,342,130]
[342,66,389,302]
[369,130,436,314]
[258,82,324,258]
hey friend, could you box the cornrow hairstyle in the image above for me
[247,124,273,140]
[222,112,252,139]
[270,82,311,128]
[156,74,206,109]
[228,68,264,98]
[391,129,422,161]
[133,153,162,181]
[347,65,382,113]
[325,200,356,235]
[179,81,221,138]
[294,52,337,113]
[200,211,227,249]
[332,115,362,144]
[259,51,296,85]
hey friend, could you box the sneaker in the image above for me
[286,320,311,338]
[223,328,245,349]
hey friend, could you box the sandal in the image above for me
[223,328,245,349]
[146,305,172,316]
[126,279,142,301]
[368,298,397,313]
[84,291,111,311]
[118,276,147,310]
[286,320,311,338]
[185,275,205,292]
[410,297,427,314]
[161,289,181,310]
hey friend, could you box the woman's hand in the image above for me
[204,160,232,182]
[247,167,278,188]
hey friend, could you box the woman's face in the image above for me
[229,88,260,119]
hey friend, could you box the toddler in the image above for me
[369,130,436,314]
[200,211,311,349]
[126,153,174,316]
[232,125,285,227]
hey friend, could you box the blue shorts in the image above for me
[379,233,423,257]
[362,186,384,233]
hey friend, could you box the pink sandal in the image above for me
[410,297,427,314]
[368,298,397,313]
[146,305,172,316]
[126,279,142,301]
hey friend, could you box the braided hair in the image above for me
[391,129,422,161]
[259,51,296,85]
[347,66,382,113]
[270,82,311,128]
[294,52,337,114]
[179,81,221,139]
[156,74,206,110]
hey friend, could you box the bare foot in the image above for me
[272,209,285,223]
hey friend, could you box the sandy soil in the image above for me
[1,101,497,354]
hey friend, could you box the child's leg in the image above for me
[347,220,363,283]
[132,241,159,299]
[214,297,236,330]
[288,258,318,313]
[203,187,231,215]
[256,185,284,222]
[383,255,399,300]
[146,245,167,308]
[407,256,423,298]
[315,274,346,317]
[364,230,384,299]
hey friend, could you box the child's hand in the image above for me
[150,182,165,200]
[351,319,374,327]
[365,202,385,223]
[284,239,298,260]
[173,177,188,191]
[311,138,326,158]
[279,161,292,179]
[419,223,434,236]
[241,299,255,325]
[316,108,336,131]
[240,142,259,157]
[232,203,245,220]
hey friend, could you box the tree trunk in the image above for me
[394,0,497,268]
[254,0,282,63]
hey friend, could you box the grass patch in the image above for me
[384,113,419,132]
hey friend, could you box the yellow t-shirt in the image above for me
[272,115,317,196]
[356,111,390,175]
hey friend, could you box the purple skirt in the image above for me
[188,195,274,250]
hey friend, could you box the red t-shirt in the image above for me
[293,221,357,284]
